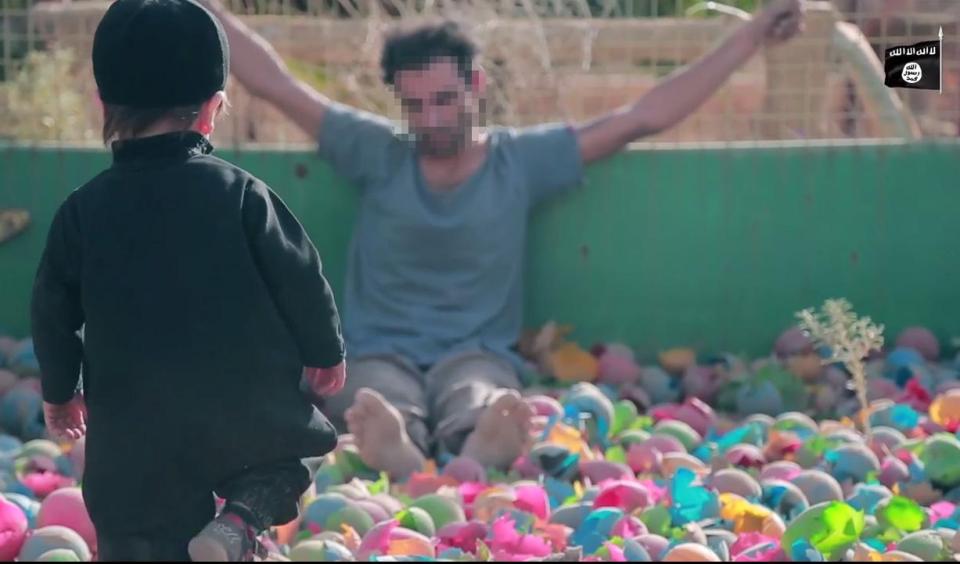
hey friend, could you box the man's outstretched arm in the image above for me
[200,0,331,138]
[575,0,804,164]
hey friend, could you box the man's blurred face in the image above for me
[394,58,476,158]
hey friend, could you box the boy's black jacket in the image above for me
[31,131,343,537]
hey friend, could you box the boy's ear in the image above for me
[195,90,227,136]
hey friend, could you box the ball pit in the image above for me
[2,328,960,561]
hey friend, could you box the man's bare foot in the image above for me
[344,388,425,480]
[461,391,535,470]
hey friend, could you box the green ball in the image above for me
[36,549,81,562]
[921,434,960,488]
[652,421,702,452]
[289,540,353,562]
[324,504,375,536]
[896,530,949,561]
[781,502,863,561]
[639,505,672,537]
[409,494,466,529]
[396,507,436,537]
[618,430,651,449]
[20,440,62,461]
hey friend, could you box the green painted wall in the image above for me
[2,141,958,360]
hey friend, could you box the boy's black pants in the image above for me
[97,460,311,562]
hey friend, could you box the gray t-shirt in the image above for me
[318,102,585,370]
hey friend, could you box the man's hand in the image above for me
[43,395,87,441]
[303,361,347,398]
[753,0,805,47]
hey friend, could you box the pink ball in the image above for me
[725,445,767,469]
[0,496,29,560]
[635,534,670,560]
[673,398,717,437]
[774,328,814,358]
[511,455,542,480]
[526,396,564,419]
[354,500,391,524]
[896,327,940,362]
[37,488,95,554]
[868,378,900,402]
[0,338,19,360]
[878,457,910,488]
[759,461,802,482]
[598,350,642,386]
[682,366,721,403]
[0,370,18,397]
[442,457,487,484]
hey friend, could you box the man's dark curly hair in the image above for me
[380,20,478,88]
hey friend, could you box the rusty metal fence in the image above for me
[1,0,957,147]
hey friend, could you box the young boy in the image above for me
[30,0,347,561]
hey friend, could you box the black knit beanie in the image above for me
[93,0,230,108]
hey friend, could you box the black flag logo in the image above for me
[884,38,941,91]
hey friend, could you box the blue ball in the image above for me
[301,493,348,532]
[4,492,40,528]
[886,348,925,386]
[0,387,42,438]
[0,435,22,457]
[11,341,39,374]
[6,480,36,499]
[846,483,892,514]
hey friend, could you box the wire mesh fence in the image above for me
[0,0,957,147]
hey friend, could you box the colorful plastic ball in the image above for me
[325,504,375,536]
[930,389,960,428]
[828,443,880,483]
[774,328,814,358]
[442,457,487,484]
[639,367,681,405]
[709,469,761,499]
[37,488,95,554]
[0,384,42,439]
[408,494,465,529]
[5,493,39,529]
[735,380,783,416]
[879,456,911,489]
[845,483,892,514]
[725,444,766,469]
[396,507,436,537]
[634,534,669,561]
[350,499,388,525]
[663,543,721,562]
[18,526,91,562]
[0,370,18,396]
[548,502,592,529]
[358,520,434,559]
[653,420,702,452]
[289,540,352,562]
[762,480,809,521]
[525,395,564,419]
[0,434,23,457]
[0,337,19,362]
[0,495,29,560]
[921,434,960,489]
[301,494,348,533]
[896,530,952,561]
[791,470,844,505]
[10,340,39,374]
[36,548,82,562]
[896,327,940,362]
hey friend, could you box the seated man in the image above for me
[201,0,803,478]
